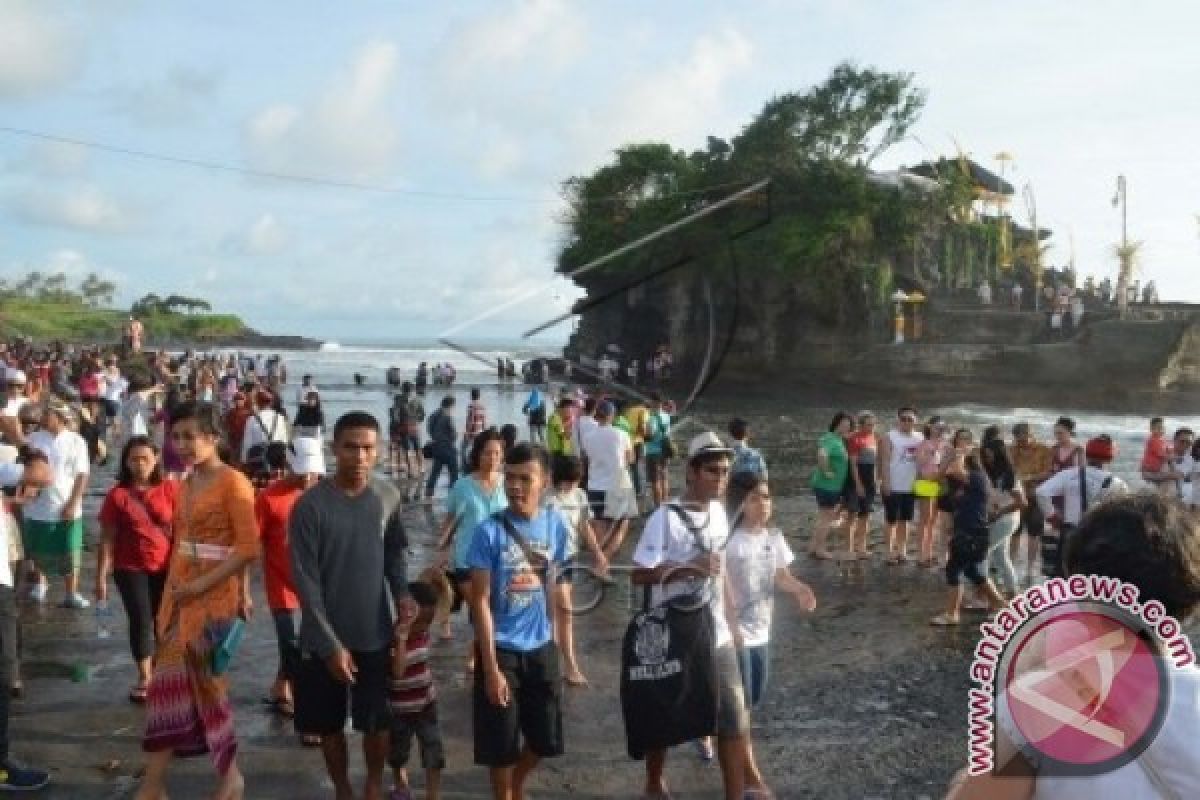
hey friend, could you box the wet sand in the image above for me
[11,398,1197,798]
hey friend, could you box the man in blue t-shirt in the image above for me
[466,442,570,799]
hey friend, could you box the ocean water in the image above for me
[245,342,1193,495]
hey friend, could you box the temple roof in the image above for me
[909,158,1015,195]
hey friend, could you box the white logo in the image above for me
[634,617,670,666]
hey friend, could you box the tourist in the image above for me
[289,411,415,800]
[618,397,650,502]
[0,452,49,791]
[809,412,851,560]
[294,374,318,408]
[545,397,575,458]
[1007,422,1050,584]
[578,401,635,560]
[424,396,459,502]
[522,387,547,445]
[23,401,91,608]
[499,423,519,456]
[1140,416,1179,495]
[254,438,325,746]
[136,402,259,800]
[977,280,992,306]
[572,397,598,464]
[546,453,609,687]
[95,436,178,702]
[466,443,570,800]
[946,491,1200,798]
[1035,435,1128,578]
[729,417,768,481]
[935,428,975,568]
[241,389,289,479]
[913,417,950,568]
[724,472,816,797]
[631,431,749,799]
[435,429,507,650]
[979,436,1025,599]
[462,387,487,471]
[291,391,325,441]
[154,387,187,480]
[643,393,672,508]
[1011,282,1023,310]
[388,382,425,480]
[878,407,924,563]
[116,372,159,455]
[387,580,447,800]
[930,450,1008,626]
[415,362,428,393]
[1171,427,1195,503]
[844,411,878,559]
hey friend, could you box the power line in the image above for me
[0,124,759,205]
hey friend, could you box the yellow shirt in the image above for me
[622,405,650,447]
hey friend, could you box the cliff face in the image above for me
[566,269,1200,409]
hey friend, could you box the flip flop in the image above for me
[564,671,589,688]
[930,613,962,627]
[261,695,295,717]
[129,685,148,704]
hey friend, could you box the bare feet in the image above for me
[215,766,244,800]
[565,666,589,687]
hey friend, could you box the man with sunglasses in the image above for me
[631,431,749,800]
[877,407,924,561]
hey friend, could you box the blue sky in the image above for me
[1,0,1198,341]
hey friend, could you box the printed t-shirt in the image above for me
[886,429,924,492]
[631,500,733,649]
[97,480,178,573]
[811,431,849,492]
[446,474,507,571]
[466,508,569,653]
[725,527,794,647]
[255,480,304,610]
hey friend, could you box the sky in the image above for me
[1,0,1198,342]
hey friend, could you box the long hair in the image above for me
[116,435,164,488]
[981,438,1015,490]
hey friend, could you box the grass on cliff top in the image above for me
[0,299,247,343]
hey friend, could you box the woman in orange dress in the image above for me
[136,402,259,800]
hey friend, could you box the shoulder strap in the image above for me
[494,511,554,588]
[1079,463,1089,513]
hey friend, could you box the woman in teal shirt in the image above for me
[436,428,507,665]
[809,412,852,559]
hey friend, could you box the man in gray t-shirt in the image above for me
[290,411,413,800]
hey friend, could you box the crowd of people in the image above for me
[0,339,1194,798]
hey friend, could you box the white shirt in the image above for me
[725,527,794,647]
[1035,466,1128,526]
[24,429,90,521]
[885,429,924,491]
[547,487,591,558]
[573,416,598,463]
[632,500,733,648]
[1010,667,1200,799]
[580,424,632,492]
[295,383,318,405]
[240,407,290,460]
[1,396,26,418]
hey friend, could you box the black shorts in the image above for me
[473,642,564,767]
[645,453,667,482]
[883,491,916,523]
[294,648,392,736]
[937,492,957,515]
[390,704,446,770]
[587,489,607,520]
[844,464,877,516]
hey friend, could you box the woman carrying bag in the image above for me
[135,402,259,800]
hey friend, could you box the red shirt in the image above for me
[254,479,303,610]
[389,630,436,715]
[1141,434,1170,473]
[97,481,179,573]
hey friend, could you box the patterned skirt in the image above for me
[143,641,237,775]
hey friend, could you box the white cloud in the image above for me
[0,0,79,97]
[111,65,221,126]
[9,184,132,233]
[243,213,289,256]
[571,29,754,167]
[439,0,586,87]
[4,140,90,178]
[244,40,401,181]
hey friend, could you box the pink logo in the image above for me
[1001,604,1168,773]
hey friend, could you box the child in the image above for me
[389,581,447,800]
[1141,416,1178,494]
[724,472,816,794]
[931,451,1008,626]
[546,454,609,687]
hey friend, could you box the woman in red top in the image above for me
[253,437,323,744]
[96,435,179,702]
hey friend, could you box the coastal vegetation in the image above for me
[0,271,248,343]
[557,63,1048,325]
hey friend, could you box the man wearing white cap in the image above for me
[1,371,27,419]
[255,437,326,742]
[24,402,91,608]
[630,431,751,800]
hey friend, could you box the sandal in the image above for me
[930,612,962,627]
[262,695,294,717]
[129,684,148,704]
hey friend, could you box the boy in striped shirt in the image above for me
[389,581,445,800]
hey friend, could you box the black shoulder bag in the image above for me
[619,503,719,760]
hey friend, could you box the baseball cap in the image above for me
[288,437,326,475]
[687,431,733,461]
